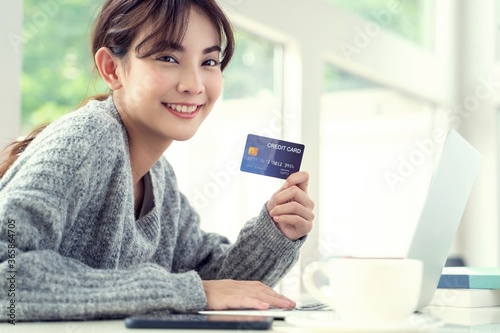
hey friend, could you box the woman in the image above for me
[0,0,314,321]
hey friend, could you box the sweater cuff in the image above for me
[154,269,208,312]
[251,204,307,253]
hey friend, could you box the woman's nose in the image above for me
[177,67,204,95]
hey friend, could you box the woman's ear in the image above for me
[95,47,123,90]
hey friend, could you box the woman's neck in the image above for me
[112,96,172,185]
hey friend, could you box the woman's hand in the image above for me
[202,280,295,310]
[266,171,315,241]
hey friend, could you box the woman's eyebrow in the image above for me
[203,45,221,54]
[166,42,184,52]
[162,43,221,54]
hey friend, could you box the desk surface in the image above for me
[4,306,500,332]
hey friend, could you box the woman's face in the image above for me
[113,6,223,144]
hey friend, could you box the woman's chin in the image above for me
[172,131,198,142]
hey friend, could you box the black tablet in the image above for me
[124,313,273,330]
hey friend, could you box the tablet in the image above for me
[124,313,274,330]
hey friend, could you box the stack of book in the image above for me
[430,267,500,308]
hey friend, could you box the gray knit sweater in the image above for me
[0,97,304,322]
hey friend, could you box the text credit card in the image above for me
[240,134,305,179]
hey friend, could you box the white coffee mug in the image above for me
[303,257,423,324]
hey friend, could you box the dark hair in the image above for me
[0,0,235,178]
[93,0,234,69]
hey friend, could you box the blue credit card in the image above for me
[240,134,305,179]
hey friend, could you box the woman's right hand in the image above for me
[202,280,296,310]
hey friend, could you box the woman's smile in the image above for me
[162,102,202,119]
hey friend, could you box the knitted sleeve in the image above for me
[162,160,305,286]
[0,112,207,322]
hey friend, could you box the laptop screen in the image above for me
[406,130,481,309]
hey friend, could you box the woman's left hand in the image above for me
[266,171,315,241]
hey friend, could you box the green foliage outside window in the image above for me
[22,0,104,132]
[324,0,431,47]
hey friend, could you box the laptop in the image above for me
[406,130,481,309]
[200,130,481,318]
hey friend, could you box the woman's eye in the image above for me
[157,55,177,63]
[203,59,220,67]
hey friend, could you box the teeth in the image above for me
[166,103,198,113]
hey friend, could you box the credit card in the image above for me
[240,134,305,179]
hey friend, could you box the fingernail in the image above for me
[273,216,280,222]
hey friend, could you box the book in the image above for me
[425,305,500,326]
[430,288,500,308]
[437,267,500,289]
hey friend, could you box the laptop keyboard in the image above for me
[296,301,331,310]
[273,301,332,311]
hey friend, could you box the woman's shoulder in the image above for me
[51,96,124,139]
[0,96,129,190]
[33,96,127,152]
[16,96,129,174]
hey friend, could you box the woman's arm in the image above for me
[172,199,305,283]
[162,160,308,309]
[0,247,207,321]
[0,111,207,321]
[167,195,303,310]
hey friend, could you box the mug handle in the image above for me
[302,261,331,305]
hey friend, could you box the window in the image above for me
[319,64,448,259]
[21,0,104,132]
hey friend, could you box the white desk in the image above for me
[4,306,500,332]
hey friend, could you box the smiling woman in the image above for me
[19,1,276,130]
[17,2,285,252]
[97,6,225,145]
[0,0,314,322]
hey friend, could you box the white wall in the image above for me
[0,1,22,148]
